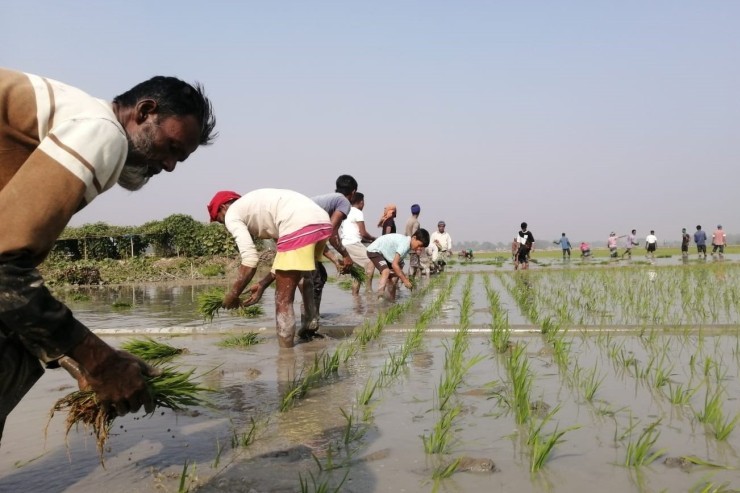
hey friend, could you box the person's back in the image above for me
[341,206,364,245]
[312,192,351,220]
[694,225,707,258]
[712,225,726,257]
[695,228,707,245]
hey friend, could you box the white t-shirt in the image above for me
[224,188,330,267]
[340,206,364,246]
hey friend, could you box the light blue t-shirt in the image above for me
[367,233,411,262]
[557,236,570,249]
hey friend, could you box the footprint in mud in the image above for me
[455,456,497,473]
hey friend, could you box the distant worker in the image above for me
[645,230,658,260]
[712,225,726,259]
[553,233,571,260]
[694,225,707,259]
[580,242,592,258]
[515,222,535,270]
[366,230,430,300]
[405,204,422,277]
[607,232,625,259]
[429,220,453,271]
[339,192,377,294]
[681,228,690,260]
[622,229,639,259]
[377,204,397,235]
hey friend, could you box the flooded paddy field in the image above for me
[2,259,740,493]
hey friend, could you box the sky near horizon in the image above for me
[2,2,738,246]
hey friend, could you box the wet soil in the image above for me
[2,262,740,492]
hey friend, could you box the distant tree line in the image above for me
[51,214,257,261]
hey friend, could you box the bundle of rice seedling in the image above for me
[121,337,186,362]
[49,365,208,460]
[348,264,367,283]
[236,304,264,318]
[198,288,263,321]
[218,331,262,348]
[198,288,226,322]
[338,278,353,291]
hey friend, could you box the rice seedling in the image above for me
[348,264,366,283]
[218,331,262,348]
[213,437,223,469]
[231,416,261,448]
[121,337,186,362]
[432,457,461,480]
[235,304,264,318]
[665,382,698,406]
[697,387,724,425]
[422,404,462,454]
[111,300,132,310]
[712,413,740,441]
[49,365,209,459]
[624,420,667,467]
[507,344,532,425]
[197,288,263,322]
[580,365,605,402]
[528,417,578,472]
[298,469,349,493]
[689,479,735,493]
[320,350,341,377]
[178,460,196,493]
[198,289,226,322]
[279,371,309,412]
[337,278,353,291]
[339,408,367,445]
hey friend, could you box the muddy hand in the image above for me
[88,350,160,416]
[68,333,160,416]
[240,284,264,307]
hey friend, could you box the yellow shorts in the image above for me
[272,240,327,272]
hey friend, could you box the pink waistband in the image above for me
[276,223,333,252]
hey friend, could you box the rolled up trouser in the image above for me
[0,330,44,444]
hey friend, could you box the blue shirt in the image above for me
[694,230,707,246]
[367,233,411,262]
[557,236,570,249]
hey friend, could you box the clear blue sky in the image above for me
[2,1,738,245]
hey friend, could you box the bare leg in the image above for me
[376,268,390,296]
[364,263,375,292]
[298,271,319,339]
[275,270,302,348]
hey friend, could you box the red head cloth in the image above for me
[207,190,241,221]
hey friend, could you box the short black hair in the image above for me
[335,174,358,196]
[521,222,528,230]
[696,225,702,230]
[351,192,364,204]
[413,228,430,247]
[114,76,217,145]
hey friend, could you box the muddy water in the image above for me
[2,265,740,492]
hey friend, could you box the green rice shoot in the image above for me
[197,288,263,321]
[49,365,210,461]
[349,264,367,283]
[121,337,187,362]
[218,331,262,348]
